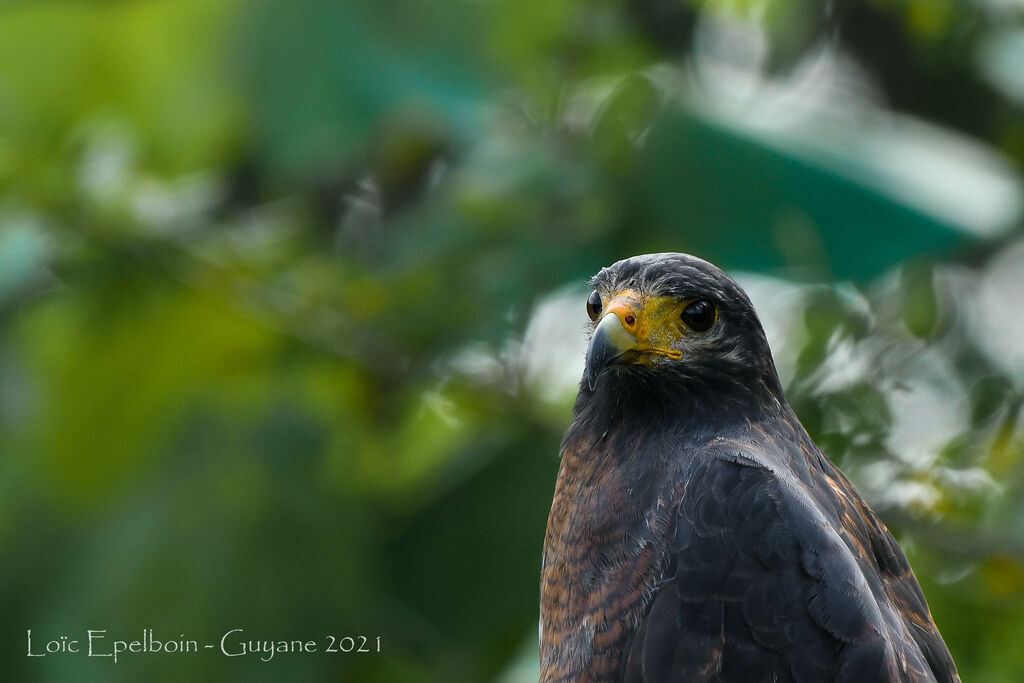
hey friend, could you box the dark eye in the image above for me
[681,300,716,332]
[586,290,602,321]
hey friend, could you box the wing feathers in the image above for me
[622,453,956,682]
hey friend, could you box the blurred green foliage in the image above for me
[1,0,1024,680]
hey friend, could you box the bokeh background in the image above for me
[2,0,1024,680]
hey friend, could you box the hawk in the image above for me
[540,253,958,682]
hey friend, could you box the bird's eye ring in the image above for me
[681,300,716,332]
[586,290,602,322]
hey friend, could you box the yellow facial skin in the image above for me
[597,289,714,364]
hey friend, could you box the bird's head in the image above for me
[582,253,782,408]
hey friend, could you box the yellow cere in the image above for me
[600,289,704,363]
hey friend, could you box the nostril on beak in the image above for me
[623,314,636,329]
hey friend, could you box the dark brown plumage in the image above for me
[539,253,958,682]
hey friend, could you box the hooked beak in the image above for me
[583,292,685,391]
[585,312,638,391]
